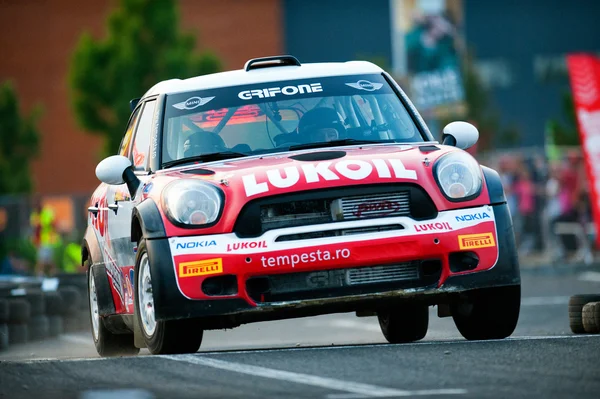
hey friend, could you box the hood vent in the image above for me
[181,168,215,175]
[289,151,346,162]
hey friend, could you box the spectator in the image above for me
[513,166,536,255]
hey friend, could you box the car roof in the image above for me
[141,59,384,99]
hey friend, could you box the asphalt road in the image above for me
[1,269,600,399]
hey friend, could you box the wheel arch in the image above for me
[131,199,167,243]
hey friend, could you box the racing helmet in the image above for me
[298,107,346,142]
[183,130,226,157]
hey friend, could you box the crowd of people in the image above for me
[492,149,594,261]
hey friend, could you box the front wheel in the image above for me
[135,238,204,355]
[451,285,521,340]
[377,303,429,343]
[88,263,139,357]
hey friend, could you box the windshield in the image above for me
[162,74,424,166]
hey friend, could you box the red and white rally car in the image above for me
[84,55,520,356]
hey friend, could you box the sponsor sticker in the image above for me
[172,96,215,110]
[227,240,267,252]
[175,240,217,250]
[415,222,453,232]
[458,233,496,250]
[353,200,402,218]
[238,83,322,100]
[455,212,491,222]
[345,80,383,92]
[179,258,223,278]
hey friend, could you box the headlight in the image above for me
[434,152,482,200]
[162,180,223,226]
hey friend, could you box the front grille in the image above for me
[275,224,403,242]
[334,192,410,221]
[234,184,438,238]
[347,264,419,285]
[245,260,442,303]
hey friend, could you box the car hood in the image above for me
[155,143,458,201]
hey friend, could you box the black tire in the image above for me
[451,285,521,340]
[48,316,63,337]
[377,303,429,343]
[0,299,8,323]
[582,302,600,334]
[28,315,50,341]
[8,299,31,324]
[88,263,139,357]
[569,294,600,334]
[23,291,45,317]
[8,323,28,344]
[135,238,203,355]
[0,323,8,351]
[45,292,64,316]
[59,287,81,317]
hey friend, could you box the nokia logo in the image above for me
[345,80,383,92]
[172,96,215,110]
[238,83,322,100]
[455,212,491,222]
[175,240,217,250]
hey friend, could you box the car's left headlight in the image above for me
[162,180,223,226]
[434,152,483,200]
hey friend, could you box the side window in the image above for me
[131,100,157,170]
[119,108,142,157]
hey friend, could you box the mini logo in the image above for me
[455,212,491,222]
[345,80,383,92]
[354,200,401,218]
[458,233,496,250]
[173,96,215,110]
[179,258,223,278]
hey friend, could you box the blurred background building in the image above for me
[1,0,600,274]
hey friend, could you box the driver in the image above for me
[297,107,346,143]
[183,128,227,157]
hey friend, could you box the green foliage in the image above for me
[546,91,579,146]
[0,82,41,195]
[69,0,222,157]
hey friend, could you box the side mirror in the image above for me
[96,155,132,185]
[442,121,479,150]
[96,155,141,198]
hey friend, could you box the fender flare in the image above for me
[131,199,167,243]
[481,166,506,205]
[81,227,102,268]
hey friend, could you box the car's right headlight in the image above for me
[162,180,223,226]
[434,152,483,200]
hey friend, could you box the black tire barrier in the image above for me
[569,294,600,334]
[23,290,45,317]
[0,323,8,351]
[8,323,28,345]
[58,286,81,317]
[64,315,81,333]
[8,299,31,324]
[48,316,64,337]
[0,299,8,324]
[44,291,64,316]
[28,315,50,341]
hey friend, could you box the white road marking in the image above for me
[80,389,154,399]
[521,296,570,306]
[306,319,381,332]
[162,354,467,397]
[61,334,93,346]
[579,271,600,283]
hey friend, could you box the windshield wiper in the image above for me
[288,139,389,151]
[163,151,248,168]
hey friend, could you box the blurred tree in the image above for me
[545,91,579,146]
[69,0,221,157]
[0,81,41,195]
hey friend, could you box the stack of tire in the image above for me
[0,274,90,352]
[569,294,600,334]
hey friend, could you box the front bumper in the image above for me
[146,203,519,324]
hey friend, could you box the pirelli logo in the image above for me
[178,258,223,278]
[458,233,496,250]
